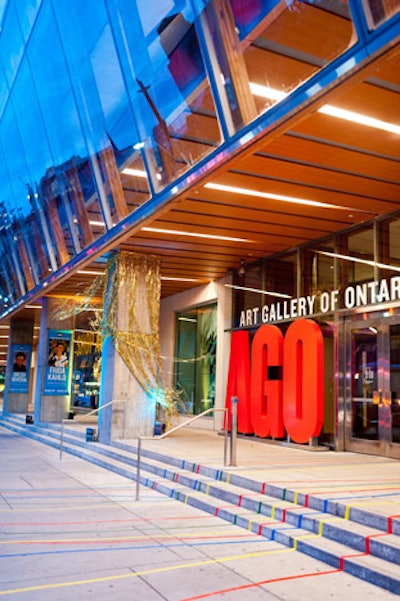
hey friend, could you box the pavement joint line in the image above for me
[0,546,296,596]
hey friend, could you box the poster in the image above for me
[9,344,31,393]
[44,330,72,395]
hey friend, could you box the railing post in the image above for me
[223,408,228,466]
[136,437,142,501]
[230,396,238,467]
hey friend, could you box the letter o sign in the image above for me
[283,319,324,443]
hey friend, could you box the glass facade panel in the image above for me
[109,0,222,190]
[344,227,375,285]
[391,324,400,443]
[265,252,297,299]
[363,0,400,29]
[174,303,217,415]
[351,327,379,440]
[0,2,25,91]
[302,242,336,312]
[232,262,264,328]
[201,0,356,131]
[14,0,42,44]
[389,218,400,264]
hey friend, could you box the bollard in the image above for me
[86,427,96,442]
[230,396,238,467]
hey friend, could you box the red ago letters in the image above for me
[225,319,324,444]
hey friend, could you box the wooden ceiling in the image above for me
[114,44,400,297]
[42,40,400,307]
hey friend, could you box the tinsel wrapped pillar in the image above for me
[98,251,163,442]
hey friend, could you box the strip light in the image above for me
[205,182,359,211]
[249,83,400,135]
[77,270,105,276]
[121,167,161,180]
[122,168,147,178]
[161,276,200,282]
[142,226,253,243]
[316,250,400,272]
[225,283,291,298]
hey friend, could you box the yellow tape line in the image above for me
[0,547,294,596]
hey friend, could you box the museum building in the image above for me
[0,0,399,459]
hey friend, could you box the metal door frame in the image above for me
[340,309,400,459]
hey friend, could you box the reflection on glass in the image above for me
[363,0,400,29]
[266,253,297,298]
[302,244,336,308]
[203,0,355,131]
[351,328,378,439]
[390,324,400,443]
[343,227,375,286]
[389,218,400,265]
[124,1,221,189]
[175,304,217,415]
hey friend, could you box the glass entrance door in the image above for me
[346,317,400,458]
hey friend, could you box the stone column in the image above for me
[34,298,74,423]
[3,318,34,414]
[98,252,161,442]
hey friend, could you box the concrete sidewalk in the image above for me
[0,426,399,600]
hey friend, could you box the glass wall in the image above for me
[200,0,356,132]
[174,303,217,415]
[363,0,400,29]
[0,0,397,318]
[229,211,400,448]
[390,324,400,443]
[0,0,224,315]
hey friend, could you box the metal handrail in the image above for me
[136,406,233,501]
[59,399,126,460]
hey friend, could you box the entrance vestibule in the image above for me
[343,311,400,459]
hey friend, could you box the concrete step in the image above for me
[0,413,399,594]
[112,438,400,536]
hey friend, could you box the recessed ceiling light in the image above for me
[249,82,400,134]
[142,226,253,243]
[205,182,360,211]
[77,270,105,276]
[161,276,200,282]
[122,168,147,178]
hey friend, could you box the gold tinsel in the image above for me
[102,251,178,424]
[74,330,102,355]
[47,251,197,425]
[49,274,104,322]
